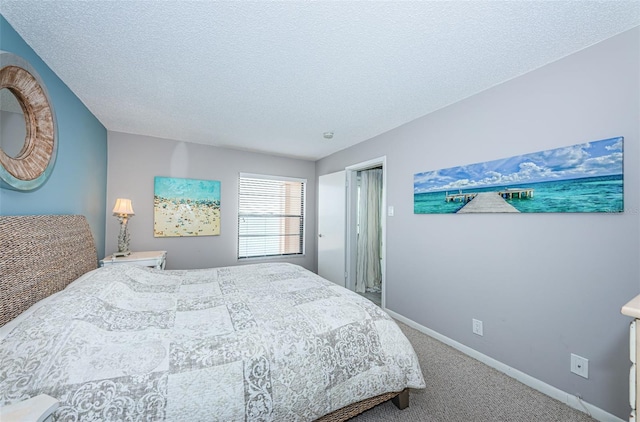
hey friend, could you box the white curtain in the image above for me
[355,168,382,293]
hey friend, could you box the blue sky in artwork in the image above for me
[414,137,623,194]
[155,177,221,201]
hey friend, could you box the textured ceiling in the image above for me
[1,1,639,160]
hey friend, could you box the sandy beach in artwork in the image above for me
[154,196,220,237]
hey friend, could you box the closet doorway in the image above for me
[345,157,386,308]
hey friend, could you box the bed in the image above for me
[0,215,425,421]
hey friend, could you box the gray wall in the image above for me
[316,27,639,419]
[106,131,316,271]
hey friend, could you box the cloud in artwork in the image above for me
[605,139,623,151]
[532,143,590,171]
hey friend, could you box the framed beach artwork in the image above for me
[414,136,623,214]
[154,176,221,237]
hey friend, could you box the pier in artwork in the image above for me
[442,188,534,213]
[456,193,520,213]
[445,188,534,203]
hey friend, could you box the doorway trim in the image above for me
[345,156,387,308]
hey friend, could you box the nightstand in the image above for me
[622,295,640,422]
[100,250,167,270]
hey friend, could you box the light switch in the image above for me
[388,206,394,217]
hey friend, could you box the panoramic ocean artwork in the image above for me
[414,137,623,214]
[154,176,221,236]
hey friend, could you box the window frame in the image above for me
[237,172,307,260]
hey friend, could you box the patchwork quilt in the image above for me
[0,263,425,421]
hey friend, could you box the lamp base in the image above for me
[113,251,131,257]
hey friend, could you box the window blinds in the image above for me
[238,174,306,259]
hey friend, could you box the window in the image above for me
[238,173,306,259]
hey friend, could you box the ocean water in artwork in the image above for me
[154,177,221,236]
[414,175,623,214]
[413,137,623,214]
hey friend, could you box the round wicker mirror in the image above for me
[0,51,57,191]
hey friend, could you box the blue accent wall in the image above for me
[0,15,108,259]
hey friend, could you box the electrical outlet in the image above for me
[571,353,589,379]
[472,319,483,336]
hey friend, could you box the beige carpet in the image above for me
[351,321,598,422]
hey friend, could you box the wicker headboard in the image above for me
[0,215,98,326]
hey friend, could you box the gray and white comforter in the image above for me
[0,263,425,421]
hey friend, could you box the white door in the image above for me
[318,171,346,286]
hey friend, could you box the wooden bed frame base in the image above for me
[316,389,409,421]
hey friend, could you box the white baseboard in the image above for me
[384,309,625,422]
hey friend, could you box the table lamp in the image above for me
[113,198,135,257]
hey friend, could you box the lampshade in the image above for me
[112,198,135,216]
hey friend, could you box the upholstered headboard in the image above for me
[0,215,98,326]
